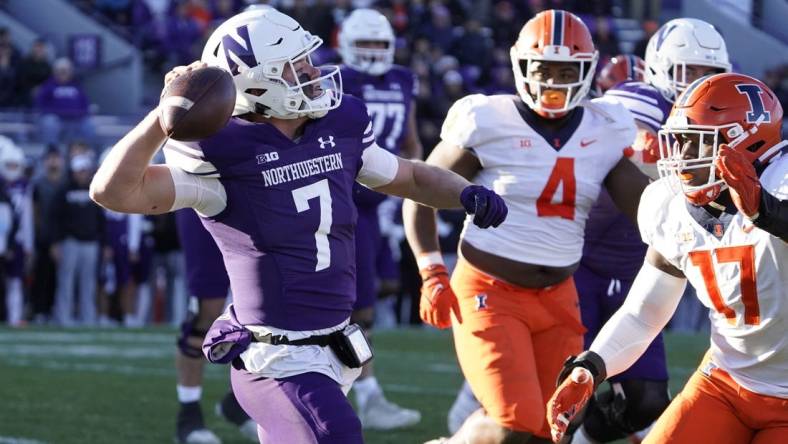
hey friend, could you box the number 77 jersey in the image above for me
[638,154,788,398]
[440,94,636,267]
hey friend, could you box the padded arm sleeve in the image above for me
[356,143,399,189]
[590,260,687,378]
[166,165,227,217]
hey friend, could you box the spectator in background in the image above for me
[451,18,493,73]
[164,1,203,67]
[0,37,18,108]
[490,1,521,47]
[593,16,620,61]
[282,0,336,44]
[16,39,52,107]
[183,0,213,31]
[634,19,659,58]
[210,0,241,24]
[417,4,455,53]
[51,154,104,326]
[34,58,95,147]
[0,28,20,63]
[31,147,65,325]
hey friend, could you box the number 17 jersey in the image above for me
[638,154,788,398]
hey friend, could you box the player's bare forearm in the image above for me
[402,199,440,254]
[90,109,175,214]
[376,158,469,209]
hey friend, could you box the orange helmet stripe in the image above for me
[542,11,553,48]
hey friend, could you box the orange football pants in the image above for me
[644,353,788,444]
[449,258,585,437]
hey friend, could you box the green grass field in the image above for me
[0,327,709,444]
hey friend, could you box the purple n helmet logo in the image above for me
[223,25,258,76]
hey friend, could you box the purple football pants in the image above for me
[231,368,363,444]
[574,262,669,381]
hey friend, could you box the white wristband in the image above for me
[417,251,444,269]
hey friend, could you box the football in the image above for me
[159,66,236,141]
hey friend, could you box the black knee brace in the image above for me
[177,305,208,359]
[583,379,671,442]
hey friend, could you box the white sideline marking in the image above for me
[3,344,171,359]
[0,437,47,444]
[0,331,173,344]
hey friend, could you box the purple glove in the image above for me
[202,304,253,364]
[460,185,508,228]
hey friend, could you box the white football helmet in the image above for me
[645,18,731,103]
[0,139,25,183]
[338,9,395,76]
[201,8,342,119]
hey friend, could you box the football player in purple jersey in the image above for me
[90,8,506,444]
[571,18,731,444]
[173,208,256,444]
[338,8,423,430]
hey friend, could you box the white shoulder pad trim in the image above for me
[357,143,399,189]
[167,165,227,217]
[162,139,220,178]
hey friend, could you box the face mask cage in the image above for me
[667,63,728,101]
[347,41,394,75]
[657,124,733,197]
[246,37,343,118]
[514,55,595,116]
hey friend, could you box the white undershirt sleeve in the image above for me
[356,143,400,189]
[590,260,687,378]
[166,165,227,217]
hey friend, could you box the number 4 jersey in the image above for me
[442,94,636,267]
[162,96,394,331]
[639,154,788,398]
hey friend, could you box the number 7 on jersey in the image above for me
[292,179,333,271]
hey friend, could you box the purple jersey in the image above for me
[342,65,417,208]
[165,96,374,331]
[581,81,673,279]
[175,208,230,299]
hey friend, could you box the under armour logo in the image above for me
[318,136,335,149]
[475,294,488,311]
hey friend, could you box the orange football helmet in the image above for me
[595,54,645,95]
[657,73,784,206]
[510,10,598,118]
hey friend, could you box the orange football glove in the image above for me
[418,264,461,329]
[715,144,761,219]
[547,367,594,443]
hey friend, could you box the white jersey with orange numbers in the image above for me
[441,94,636,267]
[639,153,788,398]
